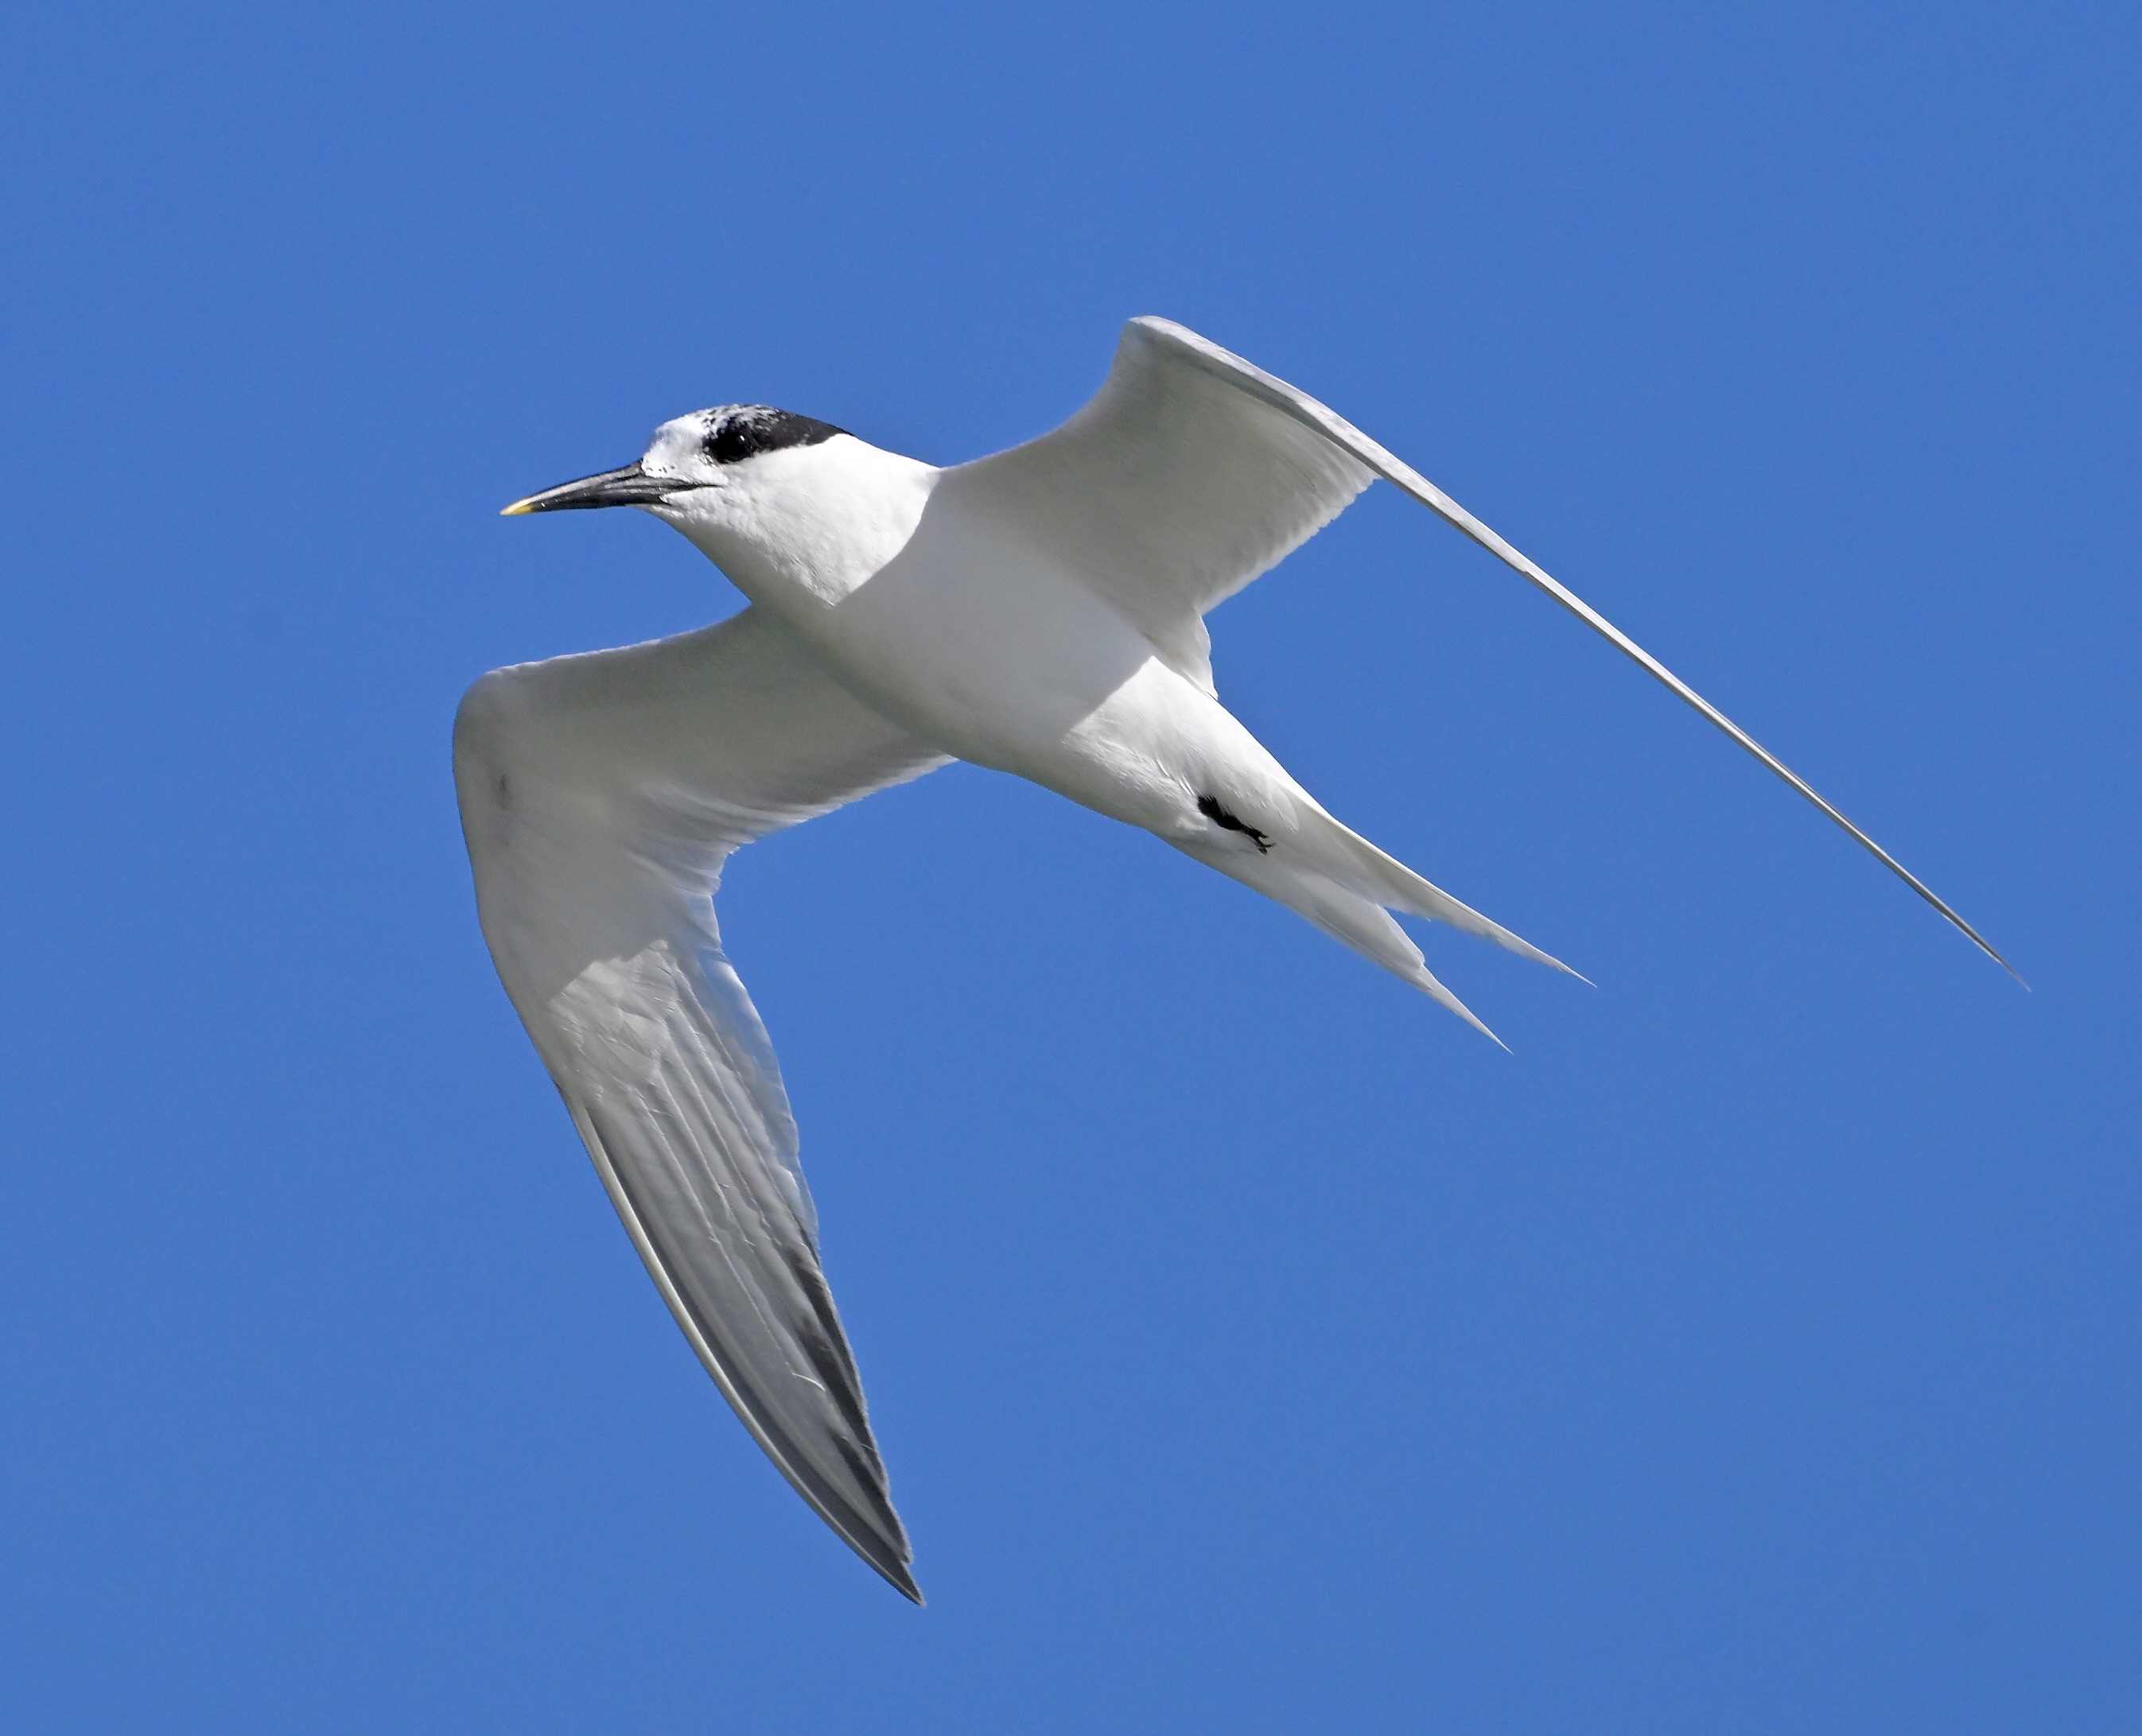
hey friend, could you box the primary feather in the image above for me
[454,608,944,1600]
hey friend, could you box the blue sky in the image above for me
[3,2,2137,1728]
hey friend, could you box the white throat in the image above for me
[659,436,940,612]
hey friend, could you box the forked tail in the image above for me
[1176,804,1580,1045]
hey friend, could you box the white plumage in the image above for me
[457,317,2003,1599]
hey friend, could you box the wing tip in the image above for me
[844,1520,923,1603]
[1990,951,2030,991]
[1951,914,2027,988]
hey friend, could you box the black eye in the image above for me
[702,407,847,465]
[706,421,756,464]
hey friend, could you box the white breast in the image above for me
[673,436,1179,785]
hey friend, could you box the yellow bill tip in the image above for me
[500,496,538,516]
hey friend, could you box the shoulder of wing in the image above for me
[451,651,620,844]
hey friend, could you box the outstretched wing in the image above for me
[947,319,1372,692]
[958,316,2008,972]
[453,606,949,1599]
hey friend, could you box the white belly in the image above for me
[830,546,1289,843]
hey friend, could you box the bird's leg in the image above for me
[1196,794,1271,853]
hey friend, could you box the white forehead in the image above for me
[640,404,851,480]
[643,410,723,477]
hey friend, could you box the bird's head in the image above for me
[502,403,938,603]
[501,405,850,522]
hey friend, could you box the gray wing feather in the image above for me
[453,606,948,1598]
[972,314,2007,973]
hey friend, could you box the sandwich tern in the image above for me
[457,317,2005,1599]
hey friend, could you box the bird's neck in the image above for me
[674,441,939,614]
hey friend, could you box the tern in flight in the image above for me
[457,317,2005,1601]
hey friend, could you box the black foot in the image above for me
[1198,794,1271,853]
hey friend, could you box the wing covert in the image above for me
[947,318,1372,689]
[453,605,948,1598]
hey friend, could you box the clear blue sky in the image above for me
[4,2,2136,1729]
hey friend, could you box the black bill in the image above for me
[501,461,695,515]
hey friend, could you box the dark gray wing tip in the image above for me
[809,1468,921,1603]
[836,1506,920,1602]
